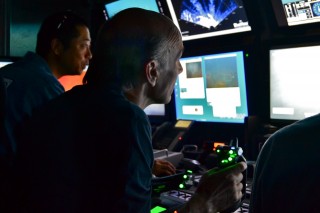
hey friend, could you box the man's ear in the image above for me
[145,60,159,87]
[51,38,63,55]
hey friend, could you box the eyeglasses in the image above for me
[56,15,68,30]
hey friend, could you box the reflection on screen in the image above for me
[166,0,251,41]
[270,44,320,120]
[175,51,248,123]
[104,0,162,19]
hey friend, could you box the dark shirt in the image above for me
[0,52,64,212]
[0,51,64,158]
[16,84,154,213]
[250,113,320,213]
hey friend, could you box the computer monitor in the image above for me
[271,0,320,27]
[104,0,164,20]
[270,43,320,122]
[174,50,248,123]
[0,58,14,69]
[165,0,252,41]
[145,104,166,116]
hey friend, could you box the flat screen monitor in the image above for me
[104,0,164,20]
[0,59,13,69]
[144,104,166,116]
[271,0,320,27]
[174,50,248,123]
[270,43,320,121]
[165,0,252,41]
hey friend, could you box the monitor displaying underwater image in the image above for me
[174,50,248,123]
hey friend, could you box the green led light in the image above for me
[187,170,193,174]
[228,157,233,161]
[179,183,185,189]
[229,150,234,154]
[151,206,167,213]
[183,175,188,179]
[217,149,220,153]
[246,53,249,57]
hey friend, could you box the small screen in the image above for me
[104,0,163,20]
[174,50,248,123]
[270,44,320,121]
[165,0,251,41]
[271,0,320,27]
[0,61,13,69]
[144,104,165,116]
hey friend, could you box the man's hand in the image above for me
[152,159,176,176]
[181,161,247,213]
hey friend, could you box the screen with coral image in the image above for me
[174,50,248,123]
[166,0,252,41]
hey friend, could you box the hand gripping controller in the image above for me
[216,145,247,213]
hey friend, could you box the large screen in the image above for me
[271,0,320,27]
[174,50,248,123]
[165,0,251,41]
[104,0,164,20]
[270,43,320,121]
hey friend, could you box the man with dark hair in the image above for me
[17,8,246,213]
[0,10,92,212]
[0,10,92,162]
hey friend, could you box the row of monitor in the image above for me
[2,42,320,124]
[103,0,320,41]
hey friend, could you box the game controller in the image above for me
[215,145,247,213]
[216,145,244,169]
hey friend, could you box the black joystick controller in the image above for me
[216,145,247,213]
[216,145,243,169]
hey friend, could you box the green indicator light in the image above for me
[246,53,249,57]
[228,157,233,161]
[183,175,188,179]
[158,185,165,189]
[151,206,167,213]
[187,170,193,174]
[179,184,185,189]
[217,149,220,153]
[229,150,233,154]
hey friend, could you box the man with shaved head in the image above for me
[16,8,246,213]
